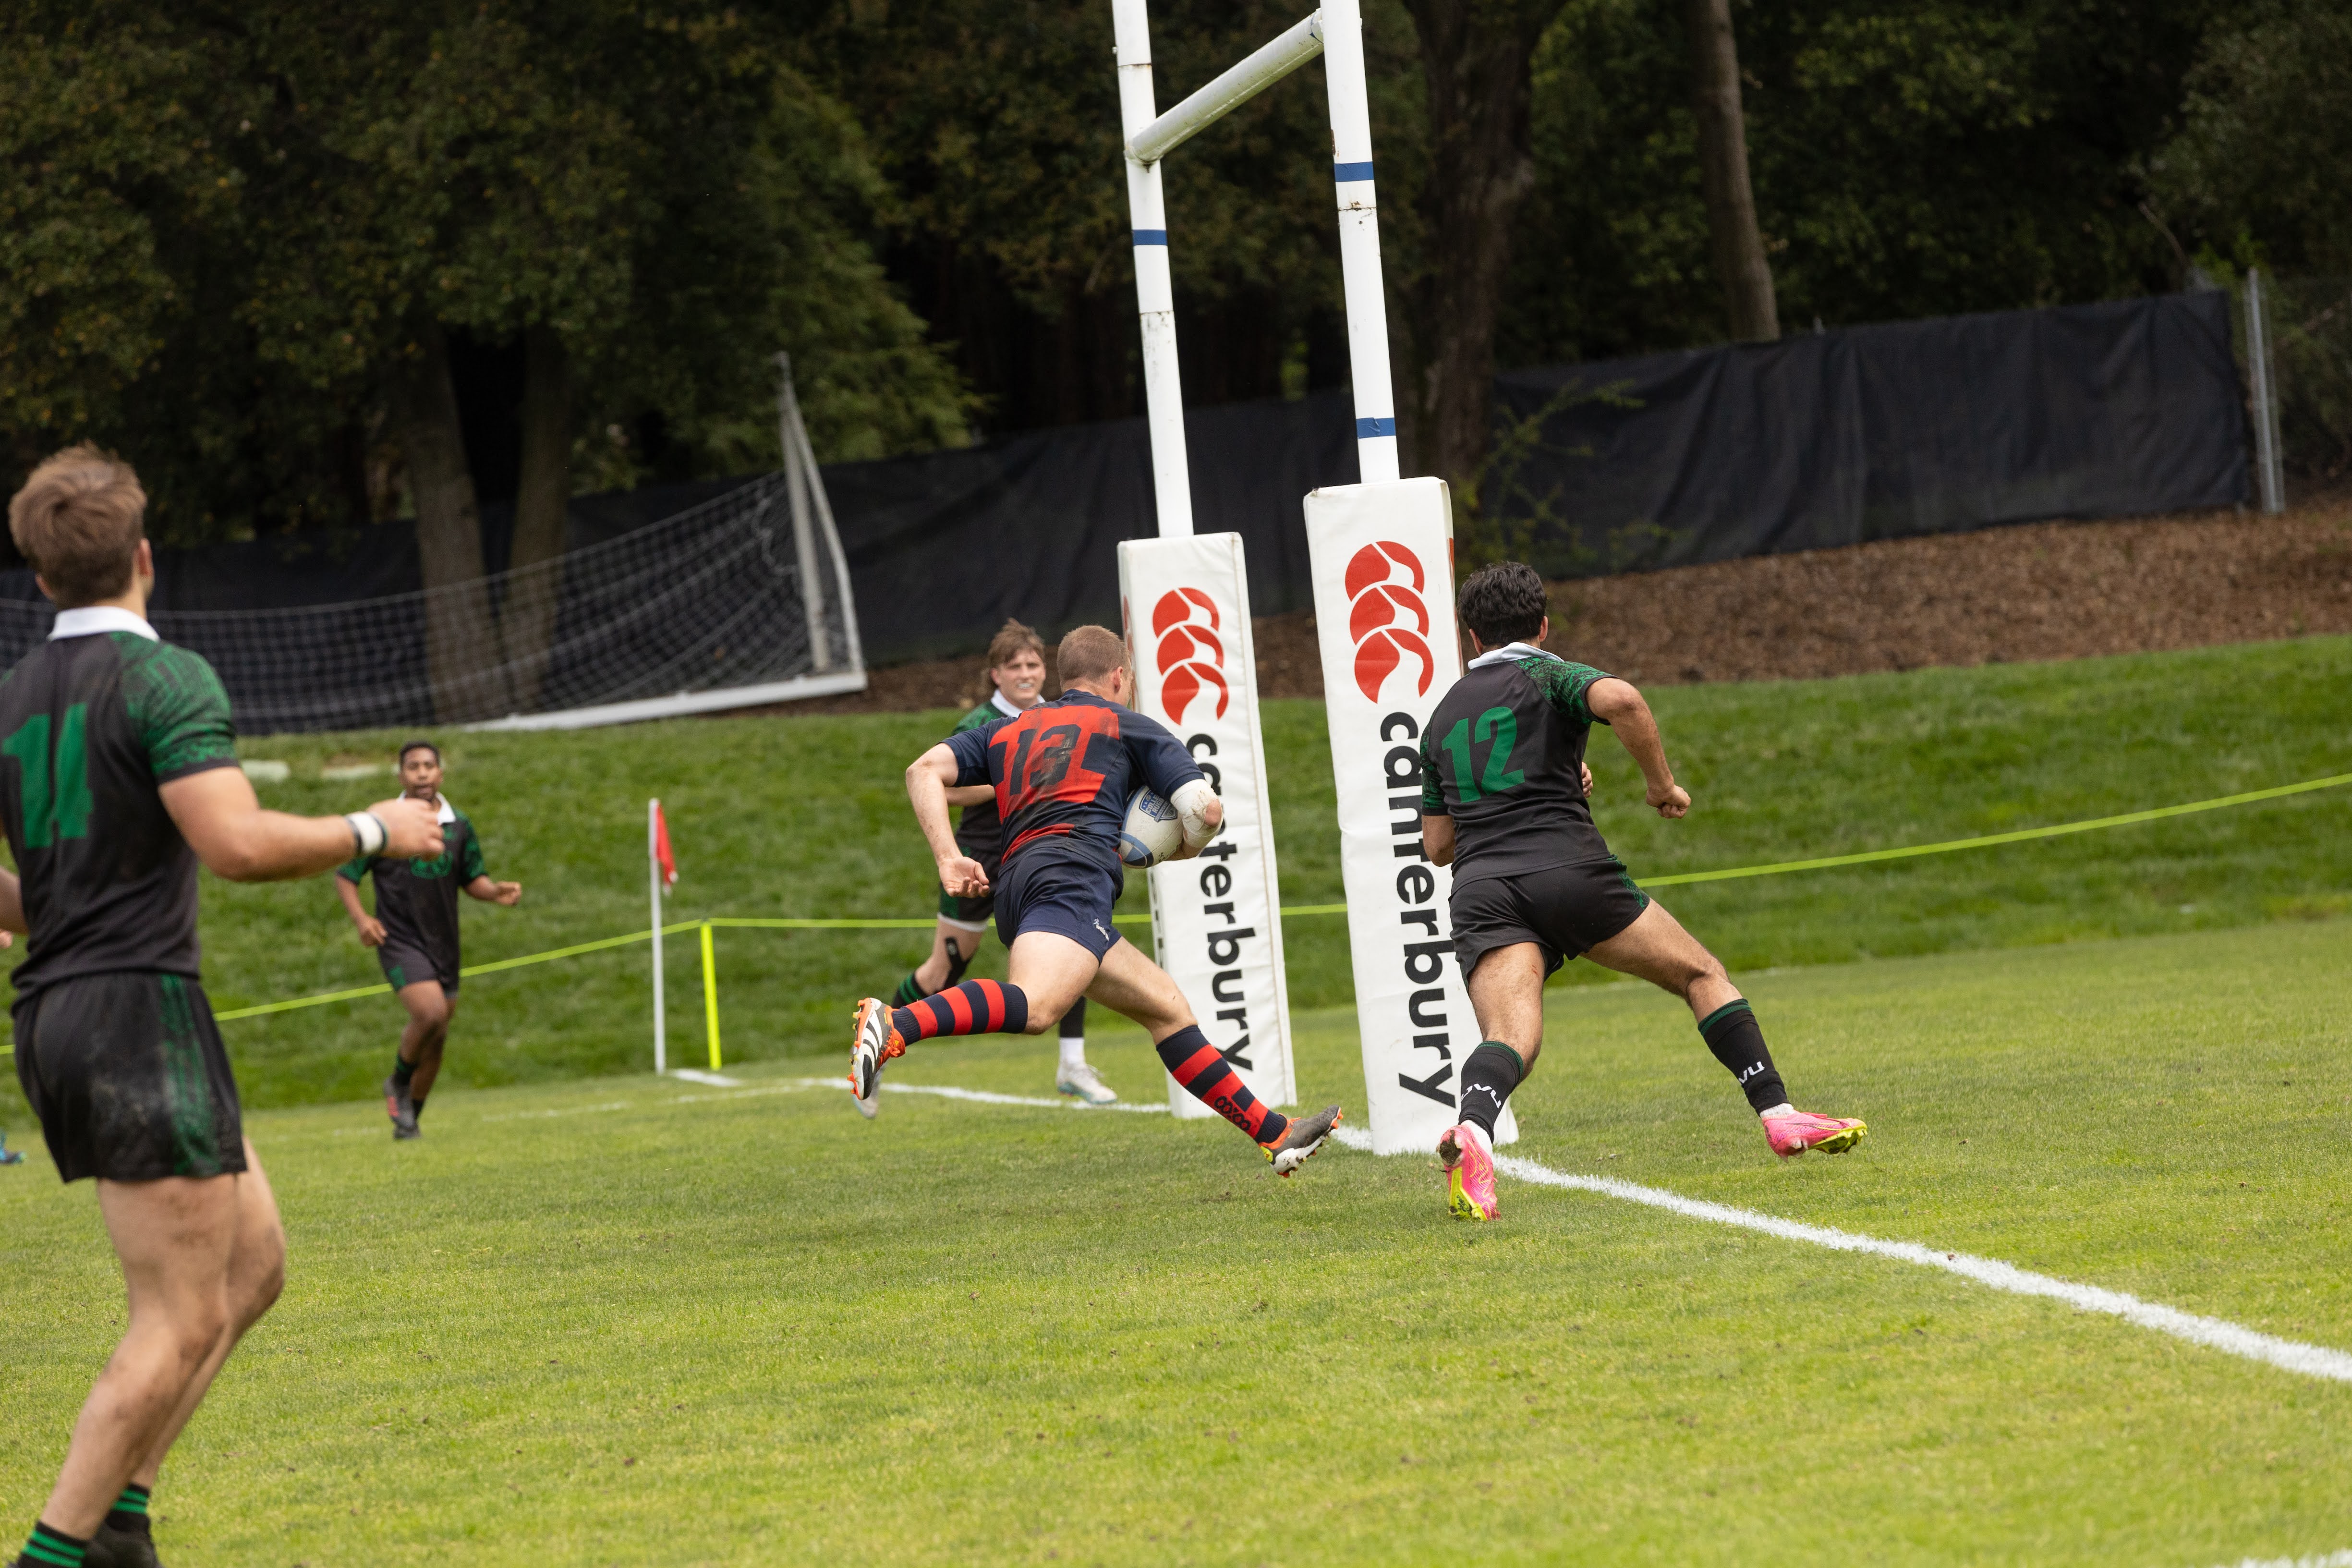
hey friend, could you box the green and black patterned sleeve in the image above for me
[1517,655,1613,727]
[338,855,374,884]
[1420,731,1447,814]
[460,817,487,882]
[121,638,241,782]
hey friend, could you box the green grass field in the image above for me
[5,635,2346,1117]
[2,919,2346,1565]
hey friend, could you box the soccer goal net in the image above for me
[0,381,866,735]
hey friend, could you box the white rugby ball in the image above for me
[1118,788,1184,868]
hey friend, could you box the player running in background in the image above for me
[335,741,521,1141]
[2,447,440,1568]
[881,620,1115,1104]
[1419,561,1865,1222]
[847,626,1343,1171]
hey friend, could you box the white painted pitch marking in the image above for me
[1327,1125,2352,1386]
[669,1069,742,1087]
[2203,1552,2352,1568]
[788,1076,1170,1114]
[480,1101,630,1123]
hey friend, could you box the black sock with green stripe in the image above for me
[102,1484,151,1537]
[890,970,925,1007]
[411,1094,427,1121]
[391,1054,418,1091]
[18,1521,87,1567]
[1698,998,1786,1113]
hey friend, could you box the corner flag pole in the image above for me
[649,799,666,1074]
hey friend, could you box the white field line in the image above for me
[1328,1125,2352,1386]
[480,1101,630,1123]
[2204,1552,2352,1568]
[789,1076,1170,1114]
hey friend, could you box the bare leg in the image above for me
[1581,900,1740,1020]
[913,921,991,995]
[1081,938,1197,1045]
[1000,931,1105,1034]
[397,982,454,1102]
[130,1142,286,1488]
[1464,942,1549,1070]
[39,1172,241,1535]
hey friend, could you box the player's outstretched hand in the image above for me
[355,914,387,948]
[1580,761,1594,796]
[489,880,522,907]
[1649,782,1691,819]
[372,796,445,858]
[938,855,991,898]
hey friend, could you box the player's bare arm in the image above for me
[465,875,522,906]
[907,742,990,895]
[335,875,387,947]
[162,769,442,882]
[944,784,995,807]
[1587,677,1690,818]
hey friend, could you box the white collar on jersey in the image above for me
[49,606,158,642]
[1466,640,1559,670]
[990,690,1023,718]
[409,793,457,825]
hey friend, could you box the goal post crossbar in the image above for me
[1125,11,1325,167]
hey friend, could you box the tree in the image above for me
[2155,0,2352,275]
[1684,0,1775,340]
[1393,0,1572,515]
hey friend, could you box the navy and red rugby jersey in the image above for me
[944,690,1204,869]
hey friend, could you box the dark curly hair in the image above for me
[1456,560,1548,646]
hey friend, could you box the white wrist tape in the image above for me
[343,811,388,857]
[1170,779,1223,850]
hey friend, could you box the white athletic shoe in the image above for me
[848,997,901,1120]
[1056,1063,1119,1105]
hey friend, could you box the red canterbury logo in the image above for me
[1152,587,1230,724]
[1344,541,1434,701]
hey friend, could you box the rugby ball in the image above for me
[1118,788,1184,868]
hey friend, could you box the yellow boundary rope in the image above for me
[98,769,2352,1028]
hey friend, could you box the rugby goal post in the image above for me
[1110,0,1511,1154]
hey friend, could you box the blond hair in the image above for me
[980,618,1046,701]
[1055,624,1128,686]
[9,445,146,608]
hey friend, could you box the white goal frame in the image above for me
[1109,0,1400,514]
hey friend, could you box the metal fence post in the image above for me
[2246,268,2286,515]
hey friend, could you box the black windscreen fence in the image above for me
[1,292,2249,680]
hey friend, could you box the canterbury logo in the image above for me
[1344,541,1435,701]
[1151,587,1230,723]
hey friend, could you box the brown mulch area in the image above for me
[775,498,2352,714]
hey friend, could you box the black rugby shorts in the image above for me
[1450,858,1653,980]
[378,940,460,995]
[12,971,247,1184]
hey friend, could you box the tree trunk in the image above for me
[388,317,508,722]
[1399,0,1566,519]
[504,324,572,713]
[1686,0,1778,341]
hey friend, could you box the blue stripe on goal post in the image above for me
[1333,160,1375,182]
[1356,416,1397,438]
[1131,229,1169,245]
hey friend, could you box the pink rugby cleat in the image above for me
[1437,1124,1498,1220]
[1762,1109,1867,1159]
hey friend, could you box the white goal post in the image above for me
[1111,0,1505,1154]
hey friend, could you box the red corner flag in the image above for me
[652,800,678,892]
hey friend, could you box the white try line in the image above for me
[790,1077,1171,1114]
[1328,1125,2352,1386]
[2203,1551,2352,1568]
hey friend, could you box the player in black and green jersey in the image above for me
[336,740,521,1140]
[880,620,1114,1104]
[2,446,440,1568]
[1417,561,1866,1222]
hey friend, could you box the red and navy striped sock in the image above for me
[891,979,1028,1043]
[1156,1024,1288,1144]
